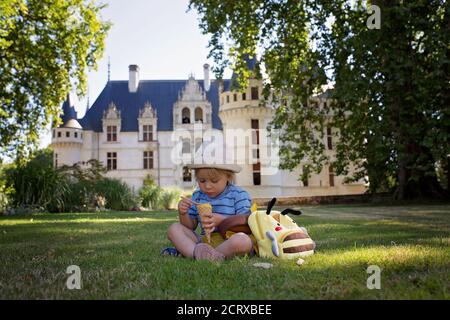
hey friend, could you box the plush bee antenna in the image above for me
[266,197,277,215]
[281,208,303,216]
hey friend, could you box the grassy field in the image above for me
[0,204,449,299]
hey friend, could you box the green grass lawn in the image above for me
[0,204,449,299]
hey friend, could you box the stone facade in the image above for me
[51,64,367,198]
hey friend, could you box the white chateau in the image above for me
[51,58,366,198]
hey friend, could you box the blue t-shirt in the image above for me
[188,183,252,235]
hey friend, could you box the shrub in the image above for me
[94,178,139,211]
[0,162,14,214]
[160,186,182,210]
[138,183,163,210]
[2,148,70,212]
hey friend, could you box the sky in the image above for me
[39,0,232,149]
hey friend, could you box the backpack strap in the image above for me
[217,214,251,239]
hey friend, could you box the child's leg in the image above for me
[167,223,199,258]
[214,232,253,258]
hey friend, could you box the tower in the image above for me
[218,55,281,196]
[50,94,83,168]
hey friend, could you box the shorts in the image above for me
[193,231,257,256]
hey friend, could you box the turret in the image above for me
[50,94,83,168]
[218,55,280,194]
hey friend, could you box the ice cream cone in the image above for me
[197,203,213,243]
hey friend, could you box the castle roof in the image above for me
[62,119,82,129]
[65,79,230,132]
[226,54,260,92]
[61,94,78,125]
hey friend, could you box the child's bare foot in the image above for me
[193,243,225,262]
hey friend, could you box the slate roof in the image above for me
[225,54,260,92]
[61,94,78,125]
[73,79,230,132]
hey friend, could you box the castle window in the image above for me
[233,93,237,102]
[182,108,190,124]
[251,87,259,100]
[107,152,117,170]
[253,173,261,185]
[143,151,154,169]
[251,119,261,185]
[242,92,246,100]
[143,125,153,141]
[57,132,61,138]
[251,119,260,144]
[226,95,230,103]
[195,107,203,123]
[329,165,335,187]
[52,130,55,138]
[54,153,58,168]
[183,166,192,182]
[74,132,78,138]
[107,126,117,142]
[66,131,70,138]
[327,126,333,150]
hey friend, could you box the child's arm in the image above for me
[178,198,198,230]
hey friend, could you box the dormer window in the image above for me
[143,125,153,141]
[107,126,117,142]
[174,77,212,128]
[182,107,190,124]
[103,102,121,143]
[138,102,157,142]
[195,107,203,123]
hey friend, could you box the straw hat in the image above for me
[186,163,242,173]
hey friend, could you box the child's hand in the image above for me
[202,213,225,233]
[178,197,193,215]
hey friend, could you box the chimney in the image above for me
[203,63,210,92]
[128,64,139,93]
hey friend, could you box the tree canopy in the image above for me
[189,0,450,199]
[0,0,110,161]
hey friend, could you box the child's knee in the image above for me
[229,232,253,253]
[167,222,182,240]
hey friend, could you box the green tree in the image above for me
[189,0,450,199]
[0,0,110,161]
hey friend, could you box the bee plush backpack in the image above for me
[217,198,316,260]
